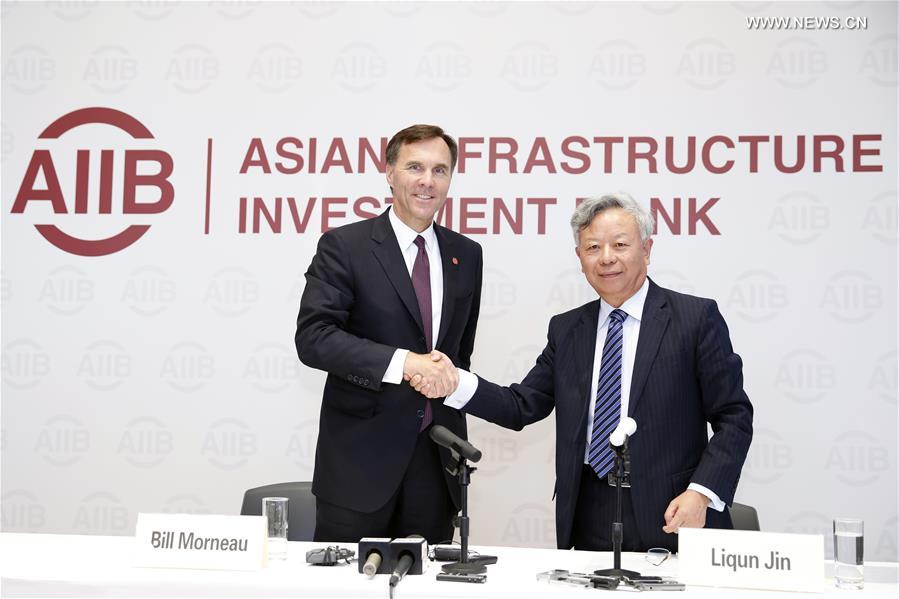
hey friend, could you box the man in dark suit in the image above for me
[295,124,483,543]
[414,192,752,552]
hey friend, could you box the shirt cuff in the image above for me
[382,349,409,384]
[688,483,725,512]
[443,369,478,408]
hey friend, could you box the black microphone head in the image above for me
[429,425,482,462]
[428,424,447,443]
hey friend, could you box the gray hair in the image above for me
[570,192,655,244]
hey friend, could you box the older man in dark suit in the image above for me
[296,124,482,543]
[414,192,752,552]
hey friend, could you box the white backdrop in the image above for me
[1,1,896,561]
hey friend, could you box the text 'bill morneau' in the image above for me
[150,531,248,552]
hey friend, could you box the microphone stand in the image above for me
[441,450,488,575]
[594,437,641,579]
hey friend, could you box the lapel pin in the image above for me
[452,257,459,265]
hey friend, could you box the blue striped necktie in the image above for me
[588,309,627,478]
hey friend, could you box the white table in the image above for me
[1,533,896,598]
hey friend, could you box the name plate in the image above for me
[134,512,267,571]
[679,528,824,593]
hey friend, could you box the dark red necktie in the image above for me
[412,236,433,430]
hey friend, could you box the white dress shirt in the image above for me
[583,279,648,457]
[381,209,444,384]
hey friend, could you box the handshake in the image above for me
[403,351,458,398]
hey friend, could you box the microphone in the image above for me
[389,537,426,582]
[357,538,391,577]
[429,425,482,462]
[387,537,426,595]
[389,553,414,587]
[609,417,637,447]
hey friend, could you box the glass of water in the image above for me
[833,518,863,589]
[263,497,289,561]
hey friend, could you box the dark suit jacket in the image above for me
[463,279,753,550]
[295,209,482,513]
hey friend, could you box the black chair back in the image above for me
[730,502,760,531]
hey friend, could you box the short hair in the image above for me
[386,124,458,171]
[570,192,655,244]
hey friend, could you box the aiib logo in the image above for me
[10,107,174,257]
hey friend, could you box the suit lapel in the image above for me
[370,210,426,335]
[629,279,669,415]
[434,225,456,349]
[572,301,601,438]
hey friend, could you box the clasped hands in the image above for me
[403,351,457,398]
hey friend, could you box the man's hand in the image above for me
[662,489,710,534]
[403,351,458,399]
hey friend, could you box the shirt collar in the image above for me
[598,277,649,325]
[388,207,437,252]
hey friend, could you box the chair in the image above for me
[729,502,760,531]
[240,481,316,541]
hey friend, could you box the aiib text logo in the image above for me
[11,107,174,257]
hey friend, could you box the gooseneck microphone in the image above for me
[429,424,482,462]
[595,417,641,580]
[609,416,637,448]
